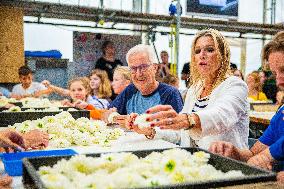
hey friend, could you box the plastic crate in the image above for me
[0,108,90,127]
[1,149,77,176]
[22,147,276,189]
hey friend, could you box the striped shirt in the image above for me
[192,96,209,112]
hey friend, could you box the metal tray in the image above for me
[22,147,276,189]
[0,108,90,127]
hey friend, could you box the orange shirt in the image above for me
[85,104,104,119]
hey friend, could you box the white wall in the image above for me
[24,24,73,61]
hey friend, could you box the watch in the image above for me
[184,114,196,130]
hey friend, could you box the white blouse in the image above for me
[154,76,249,150]
[181,76,249,149]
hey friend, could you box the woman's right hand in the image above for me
[146,105,178,121]
[125,113,154,136]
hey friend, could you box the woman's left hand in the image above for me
[126,113,154,136]
[146,105,189,130]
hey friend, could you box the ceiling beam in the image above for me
[1,0,284,35]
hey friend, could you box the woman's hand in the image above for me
[0,175,12,189]
[125,113,154,136]
[146,105,189,130]
[126,113,155,136]
[0,129,25,152]
[114,115,129,128]
[22,130,49,150]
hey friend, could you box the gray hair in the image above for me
[126,44,158,65]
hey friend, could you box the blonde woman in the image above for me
[246,72,268,101]
[112,66,132,95]
[89,69,112,109]
[128,29,249,150]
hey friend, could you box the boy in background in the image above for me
[12,66,51,99]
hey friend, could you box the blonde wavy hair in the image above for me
[114,66,132,82]
[190,29,231,94]
[90,69,112,99]
[68,77,91,100]
[247,72,262,92]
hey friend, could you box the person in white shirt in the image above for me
[12,66,51,99]
[126,29,249,150]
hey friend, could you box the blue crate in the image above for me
[1,149,77,176]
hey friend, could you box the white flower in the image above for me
[107,112,120,123]
[38,149,245,189]
[134,114,152,129]
[11,111,123,148]
[4,106,21,112]
[49,138,72,148]
[0,97,8,107]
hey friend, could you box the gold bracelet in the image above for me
[184,113,196,130]
[145,129,156,140]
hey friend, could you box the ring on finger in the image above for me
[167,118,174,125]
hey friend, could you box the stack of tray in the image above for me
[22,148,276,189]
[0,107,90,127]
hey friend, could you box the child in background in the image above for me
[276,91,284,106]
[12,66,51,99]
[161,74,179,89]
[0,87,11,98]
[43,77,108,120]
[246,72,268,101]
[89,69,112,109]
[112,66,132,95]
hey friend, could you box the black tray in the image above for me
[22,147,276,189]
[0,108,90,127]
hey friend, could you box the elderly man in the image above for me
[109,44,183,115]
[209,31,284,180]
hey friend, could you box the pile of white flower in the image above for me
[3,106,78,112]
[21,98,62,108]
[9,111,124,148]
[38,148,244,189]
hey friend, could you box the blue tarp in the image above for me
[25,50,62,58]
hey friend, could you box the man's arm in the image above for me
[209,140,268,162]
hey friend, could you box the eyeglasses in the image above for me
[129,64,152,73]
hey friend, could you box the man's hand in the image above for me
[209,141,241,160]
[247,148,274,170]
[0,129,25,152]
[22,130,49,150]
[277,171,284,183]
[0,175,12,189]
